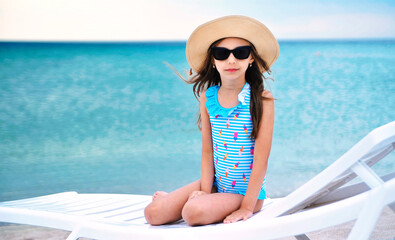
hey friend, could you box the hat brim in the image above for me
[186,15,279,73]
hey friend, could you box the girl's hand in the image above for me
[223,208,253,224]
[188,191,207,200]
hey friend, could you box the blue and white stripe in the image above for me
[205,82,266,199]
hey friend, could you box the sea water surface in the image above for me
[0,40,394,201]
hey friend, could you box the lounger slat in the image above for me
[65,195,150,216]
[83,201,148,216]
[104,207,145,220]
[0,192,79,207]
[0,193,108,211]
[101,207,147,222]
[88,202,149,219]
[23,197,106,211]
[124,216,148,223]
[11,196,115,213]
[64,199,132,214]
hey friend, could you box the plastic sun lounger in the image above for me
[0,121,394,240]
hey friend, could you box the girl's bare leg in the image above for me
[144,180,201,225]
[182,193,263,226]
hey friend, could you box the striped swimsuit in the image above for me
[205,82,266,199]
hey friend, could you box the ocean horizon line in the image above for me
[1,37,395,45]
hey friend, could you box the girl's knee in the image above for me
[181,200,206,226]
[144,201,164,226]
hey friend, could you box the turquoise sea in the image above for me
[0,40,394,201]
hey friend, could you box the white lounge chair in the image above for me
[1,121,394,240]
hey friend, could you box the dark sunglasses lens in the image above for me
[212,46,251,60]
[212,48,230,60]
[233,47,251,59]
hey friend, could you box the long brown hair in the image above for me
[183,39,273,139]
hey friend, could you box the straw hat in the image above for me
[186,15,279,73]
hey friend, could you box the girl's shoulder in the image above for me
[200,89,207,101]
[262,90,273,99]
[200,88,212,104]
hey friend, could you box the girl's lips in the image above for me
[226,68,238,72]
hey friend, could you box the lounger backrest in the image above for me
[261,121,395,218]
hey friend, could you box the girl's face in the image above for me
[213,37,254,84]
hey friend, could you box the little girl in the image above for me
[144,15,279,226]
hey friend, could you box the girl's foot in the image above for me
[152,191,168,201]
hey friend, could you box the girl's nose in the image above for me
[227,53,237,64]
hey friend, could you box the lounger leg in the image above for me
[347,189,385,240]
[389,202,395,213]
[346,160,387,240]
[295,234,311,240]
[66,225,81,240]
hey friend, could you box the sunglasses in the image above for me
[211,46,252,60]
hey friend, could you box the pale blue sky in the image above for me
[0,0,394,41]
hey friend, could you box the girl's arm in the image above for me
[199,91,215,194]
[224,91,274,223]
